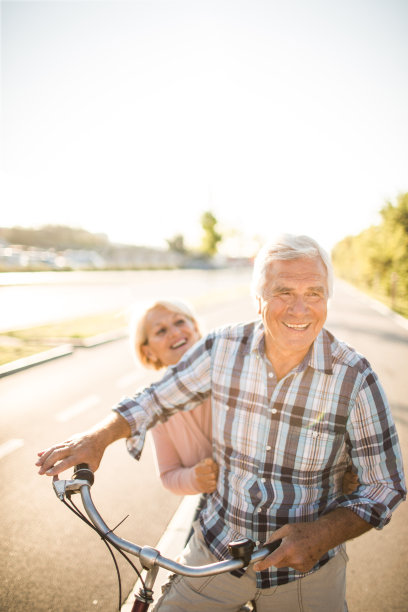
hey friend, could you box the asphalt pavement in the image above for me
[2,277,407,611]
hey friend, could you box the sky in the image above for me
[1,0,408,256]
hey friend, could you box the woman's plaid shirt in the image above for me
[115,321,406,588]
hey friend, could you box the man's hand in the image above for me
[253,521,332,573]
[253,508,371,573]
[36,431,105,476]
[193,457,219,493]
[36,412,131,476]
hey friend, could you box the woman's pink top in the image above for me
[151,397,212,495]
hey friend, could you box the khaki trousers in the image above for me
[153,522,348,612]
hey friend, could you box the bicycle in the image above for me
[53,464,282,612]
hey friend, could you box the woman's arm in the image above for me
[151,425,217,495]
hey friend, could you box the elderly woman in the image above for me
[131,299,218,496]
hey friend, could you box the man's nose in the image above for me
[288,296,308,314]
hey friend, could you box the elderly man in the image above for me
[37,234,406,612]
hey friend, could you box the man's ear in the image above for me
[257,297,262,315]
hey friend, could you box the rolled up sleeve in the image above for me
[327,370,406,528]
[112,336,213,460]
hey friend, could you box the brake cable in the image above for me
[62,493,146,611]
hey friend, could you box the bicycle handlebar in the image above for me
[72,463,94,485]
[53,464,282,578]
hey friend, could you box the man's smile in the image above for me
[283,322,310,330]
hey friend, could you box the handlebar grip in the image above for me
[264,538,282,554]
[72,463,94,485]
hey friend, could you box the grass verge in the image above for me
[0,310,128,366]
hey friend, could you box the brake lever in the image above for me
[52,475,90,500]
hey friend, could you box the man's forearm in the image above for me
[317,507,372,550]
[36,411,131,476]
[88,411,131,446]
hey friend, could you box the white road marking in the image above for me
[0,438,24,460]
[340,279,408,331]
[56,394,100,422]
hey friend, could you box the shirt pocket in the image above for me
[281,427,346,484]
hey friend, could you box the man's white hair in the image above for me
[251,234,333,299]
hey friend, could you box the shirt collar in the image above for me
[246,320,266,355]
[247,322,333,375]
[309,328,333,374]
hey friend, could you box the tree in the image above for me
[166,234,187,254]
[0,225,109,251]
[200,211,222,258]
[331,192,408,314]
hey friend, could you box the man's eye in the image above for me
[156,327,166,336]
[176,318,186,326]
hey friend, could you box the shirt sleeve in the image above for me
[151,424,202,495]
[112,334,213,460]
[326,368,406,528]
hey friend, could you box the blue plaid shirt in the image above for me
[114,321,406,588]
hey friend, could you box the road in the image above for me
[0,272,407,611]
[0,269,255,612]
[0,268,253,332]
[327,281,408,612]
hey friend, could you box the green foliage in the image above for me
[166,234,187,254]
[0,224,109,251]
[332,193,408,317]
[200,211,222,257]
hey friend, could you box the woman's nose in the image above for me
[168,325,180,339]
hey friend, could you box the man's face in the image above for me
[258,257,329,361]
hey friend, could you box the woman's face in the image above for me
[141,306,200,367]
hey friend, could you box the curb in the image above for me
[0,344,74,378]
[0,328,128,378]
[336,280,408,331]
[121,495,199,611]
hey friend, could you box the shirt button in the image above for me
[261,478,266,483]
[313,431,319,438]
[271,408,277,414]
[268,372,274,378]
[266,445,271,451]
[257,507,262,513]
[256,540,261,546]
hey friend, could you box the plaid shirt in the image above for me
[115,320,406,588]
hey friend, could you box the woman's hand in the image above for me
[193,457,219,493]
[342,470,359,494]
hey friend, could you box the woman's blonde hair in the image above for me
[131,299,200,370]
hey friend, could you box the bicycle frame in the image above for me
[53,465,281,611]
